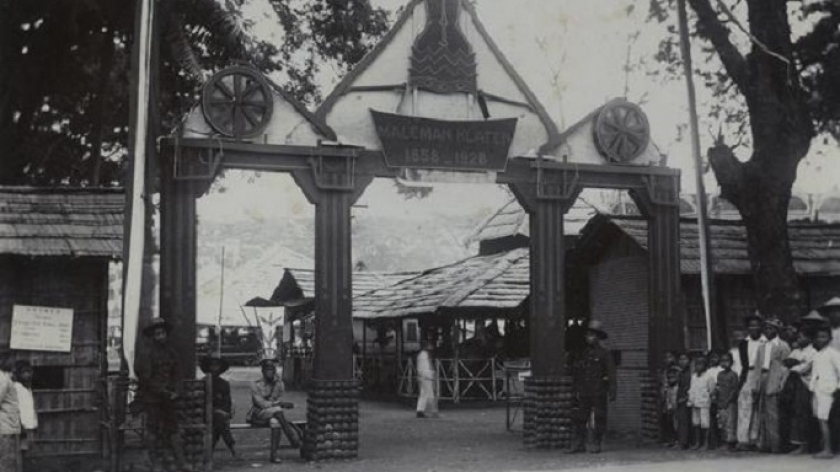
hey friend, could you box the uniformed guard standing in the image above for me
[136,318,188,472]
[567,320,617,454]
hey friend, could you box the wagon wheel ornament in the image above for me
[593,100,650,163]
[202,66,274,139]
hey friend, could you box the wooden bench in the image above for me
[229,421,306,461]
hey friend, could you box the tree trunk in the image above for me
[710,145,806,323]
[736,167,801,321]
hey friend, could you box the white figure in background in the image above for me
[416,340,439,418]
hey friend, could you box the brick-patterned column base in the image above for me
[639,371,661,443]
[523,376,573,449]
[302,379,360,461]
[152,379,210,472]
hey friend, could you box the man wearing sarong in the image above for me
[736,312,767,451]
[199,354,240,459]
[758,317,791,453]
[415,340,438,418]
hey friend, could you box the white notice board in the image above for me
[10,305,74,352]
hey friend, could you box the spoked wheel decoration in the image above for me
[202,66,274,139]
[593,99,650,163]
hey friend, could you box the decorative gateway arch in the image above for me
[161,0,683,458]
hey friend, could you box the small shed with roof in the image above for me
[0,186,123,463]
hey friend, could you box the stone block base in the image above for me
[639,371,661,443]
[302,379,360,461]
[523,376,573,449]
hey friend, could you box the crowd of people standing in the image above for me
[659,299,840,460]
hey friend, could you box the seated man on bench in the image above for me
[246,359,301,461]
[199,354,241,460]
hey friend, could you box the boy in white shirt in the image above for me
[687,354,715,450]
[809,325,840,459]
[13,361,37,454]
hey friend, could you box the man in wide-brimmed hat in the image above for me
[735,310,768,451]
[200,354,240,460]
[817,297,840,352]
[757,316,791,453]
[246,358,300,462]
[567,320,616,454]
[136,317,188,471]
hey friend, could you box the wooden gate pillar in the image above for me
[292,155,372,461]
[629,174,684,369]
[159,145,217,378]
[510,169,580,450]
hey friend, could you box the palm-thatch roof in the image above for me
[465,196,600,245]
[0,186,123,258]
[579,214,840,276]
[353,248,530,320]
[271,268,421,307]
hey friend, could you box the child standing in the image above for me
[809,324,840,459]
[706,351,722,449]
[676,353,693,449]
[664,366,680,448]
[12,361,37,457]
[784,328,816,454]
[688,354,714,449]
[714,352,740,450]
[659,351,678,446]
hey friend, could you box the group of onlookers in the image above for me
[659,298,840,460]
[0,357,39,472]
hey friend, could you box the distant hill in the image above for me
[196,213,486,280]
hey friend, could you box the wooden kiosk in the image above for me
[161,0,684,457]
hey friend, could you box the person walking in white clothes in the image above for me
[416,340,438,418]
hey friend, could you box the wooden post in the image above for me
[510,185,580,376]
[159,152,204,378]
[630,174,684,368]
[292,161,371,461]
[510,173,580,450]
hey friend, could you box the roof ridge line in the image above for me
[464,196,518,245]
[439,248,525,307]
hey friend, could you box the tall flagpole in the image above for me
[217,246,226,356]
[677,0,717,350]
[121,0,155,379]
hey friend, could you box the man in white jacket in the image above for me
[12,361,36,453]
[810,324,840,459]
[416,340,438,418]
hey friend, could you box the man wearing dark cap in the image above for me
[246,359,300,462]
[199,354,240,459]
[567,320,616,454]
[136,317,187,472]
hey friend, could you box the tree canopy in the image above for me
[648,0,840,318]
[0,0,389,186]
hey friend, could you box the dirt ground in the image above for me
[198,368,831,472]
